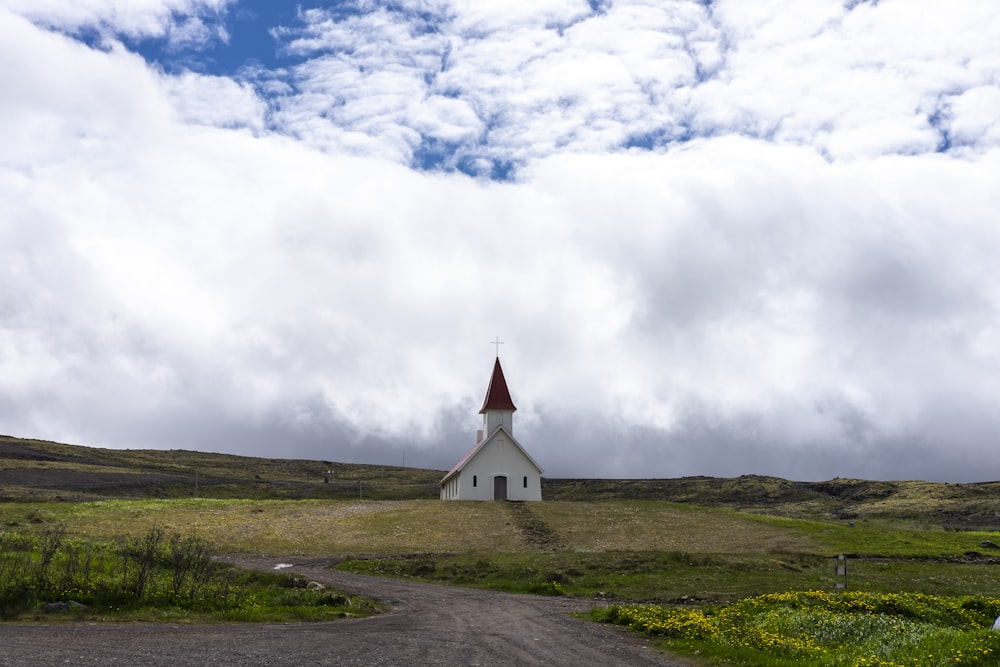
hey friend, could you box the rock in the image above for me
[993,615,1000,631]
[980,540,999,549]
[306,581,326,592]
[40,601,87,613]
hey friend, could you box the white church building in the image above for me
[440,357,543,501]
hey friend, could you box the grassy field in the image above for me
[6,436,1000,663]
[13,495,990,558]
[4,496,1000,605]
[4,435,1000,590]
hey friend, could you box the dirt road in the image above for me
[0,557,684,666]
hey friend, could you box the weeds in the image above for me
[120,525,164,598]
[0,526,374,621]
[167,531,214,597]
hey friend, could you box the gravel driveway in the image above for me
[0,557,684,666]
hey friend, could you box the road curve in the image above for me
[0,556,684,666]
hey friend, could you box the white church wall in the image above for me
[455,433,541,501]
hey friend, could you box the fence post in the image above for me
[834,554,848,591]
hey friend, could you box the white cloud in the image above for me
[162,71,266,129]
[692,4,974,156]
[9,0,1000,169]
[0,7,255,144]
[946,86,1000,150]
[300,0,1000,165]
[518,143,1000,476]
[165,15,229,52]
[0,0,233,39]
[3,1,1000,481]
[446,0,591,33]
[407,95,482,144]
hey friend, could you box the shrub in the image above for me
[0,526,368,622]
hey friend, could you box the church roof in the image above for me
[479,357,517,413]
[439,424,543,485]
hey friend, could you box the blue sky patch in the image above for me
[127,1,337,75]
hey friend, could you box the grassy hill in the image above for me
[3,434,1000,530]
[0,435,442,501]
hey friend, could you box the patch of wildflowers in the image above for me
[598,592,1000,666]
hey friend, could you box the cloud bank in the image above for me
[2,0,1000,481]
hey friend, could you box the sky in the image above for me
[2,0,1000,482]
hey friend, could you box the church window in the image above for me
[523,476,528,488]
[473,475,477,487]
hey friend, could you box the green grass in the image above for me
[338,551,838,600]
[337,551,1000,603]
[745,513,1000,558]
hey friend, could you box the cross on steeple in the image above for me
[490,336,504,357]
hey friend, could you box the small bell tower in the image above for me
[479,356,517,440]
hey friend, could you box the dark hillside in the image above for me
[0,435,442,501]
[542,476,1000,529]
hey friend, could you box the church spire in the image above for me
[480,357,517,413]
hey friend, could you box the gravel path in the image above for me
[0,556,684,666]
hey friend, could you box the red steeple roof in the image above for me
[479,357,517,413]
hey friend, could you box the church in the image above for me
[440,356,543,501]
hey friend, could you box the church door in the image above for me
[493,475,508,501]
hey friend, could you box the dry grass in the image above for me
[533,501,817,553]
[22,499,523,555]
[7,498,821,557]
[206,500,525,554]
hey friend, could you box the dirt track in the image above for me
[0,557,683,666]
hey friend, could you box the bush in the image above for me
[0,526,369,622]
